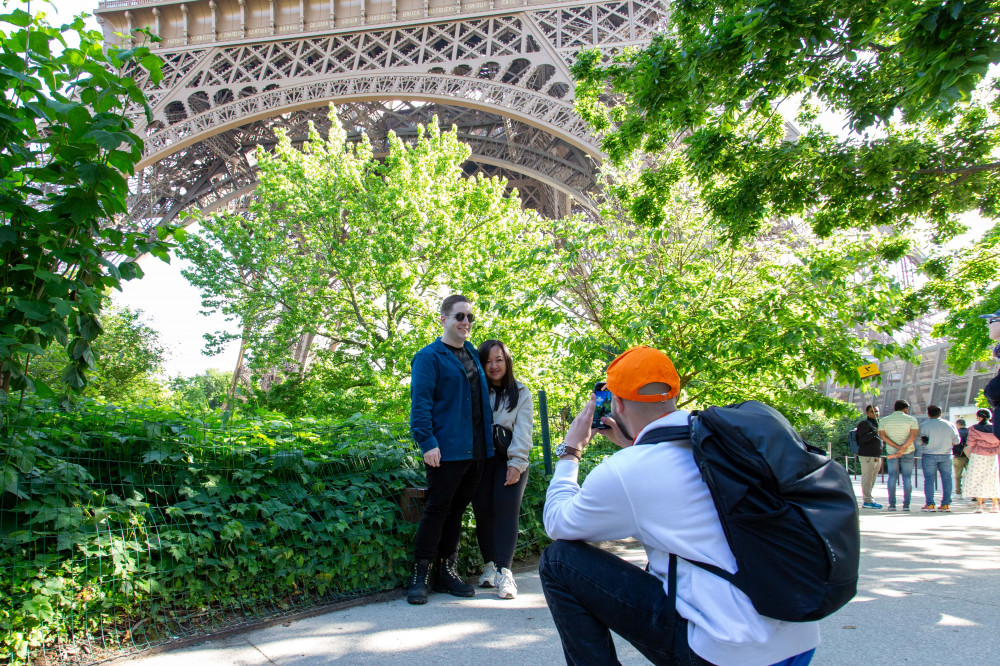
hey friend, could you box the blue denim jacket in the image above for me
[410,338,493,461]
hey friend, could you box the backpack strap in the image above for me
[634,422,739,587]
[635,425,691,445]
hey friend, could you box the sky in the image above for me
[45,0,99,31]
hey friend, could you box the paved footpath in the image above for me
[118,478,1000,665]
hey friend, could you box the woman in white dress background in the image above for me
[964,409,1000,513]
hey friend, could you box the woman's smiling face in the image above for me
[485,345,506,385]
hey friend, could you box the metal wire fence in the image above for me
[0,400,559,665]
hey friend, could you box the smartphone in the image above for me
[592,381,612,430]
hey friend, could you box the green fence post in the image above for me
[539,389,552,475]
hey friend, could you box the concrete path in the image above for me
[116,478,1000,665]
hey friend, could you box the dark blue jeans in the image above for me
[922,453,953,506]
[538,540,711,666]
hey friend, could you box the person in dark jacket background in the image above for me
[953,418,969,498]
[856,405,884,509]
[407,294,493,604]
[980,309,1000,437]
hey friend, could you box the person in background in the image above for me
[879,400,919,511]
[964,409,1000,514]
[472,340,533,600]
[855,405,884,509]
[407,295,493,604]
[917,405,959,512]
[953,419,969,499]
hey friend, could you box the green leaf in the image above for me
[28,29,51,59]
[0,226,19,246]
[0,466,27,499]
[141,450,172,463]
[32,378,56,399]
[118,261,139,280]
[1,9,33,27]
[61,363,86,389]
[8,444,36,473]
[51,299,74,318]
[79,315,103,341]
[82,129,127,151]
[44,98,79,116]
[15,300,52,322]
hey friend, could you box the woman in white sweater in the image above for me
[472,339,533,599]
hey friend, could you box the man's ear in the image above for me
[439,314,446,326]
[613,395,625,415]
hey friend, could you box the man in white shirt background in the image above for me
[878,400,920,511]
[539,346,819,666]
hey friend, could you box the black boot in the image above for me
[433,555,475,597]
[407,558,432,605]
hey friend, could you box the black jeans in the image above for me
[413,459,484,560]
[472,454,529,569]
[539,540,713,666]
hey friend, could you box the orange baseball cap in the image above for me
[605,346,680,402]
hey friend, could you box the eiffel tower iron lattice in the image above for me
[95,0,669,225]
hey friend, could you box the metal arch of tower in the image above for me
[126,103,598,226]
[95,0,670,223]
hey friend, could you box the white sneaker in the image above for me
[496,567,517,599]
[478,561,498,588]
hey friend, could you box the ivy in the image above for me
[0,400,552,663]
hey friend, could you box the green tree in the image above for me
[499,174,917,420]
[179,110,533,418]
[926,223,1000,373]
[168,368,232,411]
[0,2,173,400]
[31,305,166,404]
[573,0,998,243]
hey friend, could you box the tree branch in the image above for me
[913,161,1000,176]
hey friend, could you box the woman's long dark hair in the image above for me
[478,339,519,411]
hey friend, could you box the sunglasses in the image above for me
[450,312,475,323]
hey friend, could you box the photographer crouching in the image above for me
[538,346,819,666]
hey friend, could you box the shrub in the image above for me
[0,399,559,664]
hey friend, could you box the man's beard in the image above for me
[612,405,632,442]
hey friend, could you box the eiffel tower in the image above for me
[95,0,668,225]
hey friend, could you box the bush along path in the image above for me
[0,400,562,665]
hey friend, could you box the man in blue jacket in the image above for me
[407,294,493,604]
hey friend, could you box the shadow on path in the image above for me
[124,482,1000,665]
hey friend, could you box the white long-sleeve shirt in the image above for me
[543,410,820,666]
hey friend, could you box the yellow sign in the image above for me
[857,363,880,379]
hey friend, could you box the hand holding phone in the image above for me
[592,382,612,430]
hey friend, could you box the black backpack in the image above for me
[637,401,860,622]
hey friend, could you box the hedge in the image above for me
[0,401,558,664]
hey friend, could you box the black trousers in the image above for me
[413,458,484,560]
[472,454,529,569]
